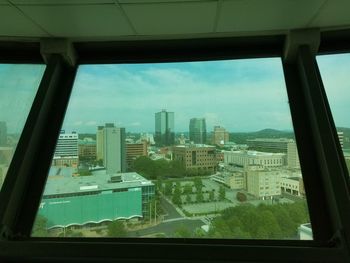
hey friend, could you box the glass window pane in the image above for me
[317,54,350,175]
[0,64,45,190]
[32,59,312,240]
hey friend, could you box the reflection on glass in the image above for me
[317,54,350,175]
[0,64,45,190]
[32,59,311,239]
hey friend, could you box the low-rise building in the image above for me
[245,166,282,199]
[173,144,217,174]
[299,223,313,240]
[38,170,155,228]
[246,138,291,153]
[126,141,148,169]
[281,176,304,196]
[78,138,96,160]
[224,150,285,168]
[52,156,79,167]
[211,171,245,189]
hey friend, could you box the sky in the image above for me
[0,55,349,134]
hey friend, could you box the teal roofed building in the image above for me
[38,170,154,228]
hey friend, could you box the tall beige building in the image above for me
[212,126,229,146]
[287,141,300,169]
[96,126,104,161]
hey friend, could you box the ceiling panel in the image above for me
[0,5,48,37]
[217,0,326,33]
[17,4,134,37]
[10,0,114,4]
[122,1,217,35]
[119,0,203,3]
[309,0,350,28]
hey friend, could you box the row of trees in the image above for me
[208,201,310,239]
[160,179,226,206]
[133,156,186,179]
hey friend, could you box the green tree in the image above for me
[219,186,226,201]
[193,178,203,192]
[172,183,182,205]
[31,215,48,237]
[107,220,127,237]
[183,184,193,194]
[133,156,155,179]
[186,194,191,203]
[174,225,192,238]
[164,181,173,196]
[209,190,215,201]
[196,191,204,203]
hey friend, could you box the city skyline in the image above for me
[1,54,350,134]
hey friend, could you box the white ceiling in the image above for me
[0,0,350,41]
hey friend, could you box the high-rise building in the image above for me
[337,131,344,149]
[189,118,206,144]
[96,126,104,161]
[155,110,175,146]
[212,126,229,146]
[54,132,79,157]
[103,123,126,174]
[53,131,79,167]
[0,122,7,146]
[287,141,300,169]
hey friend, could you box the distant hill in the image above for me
[230,129,295,144]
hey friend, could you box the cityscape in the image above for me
[1,59,349,240]
[1,111,350,239]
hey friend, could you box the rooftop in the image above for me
[174,144,215,148]
[247,138,294,143]
[224,150,285,157]
[44,169,153,196]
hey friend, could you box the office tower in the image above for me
[103,123,126,174]
[53,131,79,167]
[0,122,7,146]
[189,118,206,144]
[212,126,229,146]
[287,141,300,169]
[337,131,344,149]
[54,132,78,157]
[96,126,104,161]
[155,110,175,146]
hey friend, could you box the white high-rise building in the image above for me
[337,131,344,149]
[103,123,126,174]
[54,132,78,158]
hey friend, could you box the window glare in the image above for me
[32,58,312,240]
[0,64,45,191]
[317,54,350,176]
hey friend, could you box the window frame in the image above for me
[0,33,349,262]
